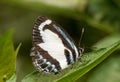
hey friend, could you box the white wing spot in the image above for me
[38,19,52,31]
[37,29,70,69]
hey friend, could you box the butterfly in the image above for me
[30,16,84,74]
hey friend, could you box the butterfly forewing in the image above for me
[30,16,80,74]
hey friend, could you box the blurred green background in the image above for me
[0,0,120,82]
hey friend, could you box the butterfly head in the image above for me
[78,47,84,57]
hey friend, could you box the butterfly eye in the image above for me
[78,47,84,56]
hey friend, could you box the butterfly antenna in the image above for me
[78,28,84,47]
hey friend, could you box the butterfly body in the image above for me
[30,16,83,74]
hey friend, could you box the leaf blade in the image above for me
[56,40,120,82]
[0,29,21,82]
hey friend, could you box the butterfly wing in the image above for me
[31,16,79,73]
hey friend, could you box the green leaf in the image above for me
[21,40,120,82]
[93,33,120,48]
[88,54,120,82]
[6,43,22,82]
[15,43,22,59]
[56,40,120,82]
[6,73,16,82]
[0,29,21,82]
[77,34,120,82]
